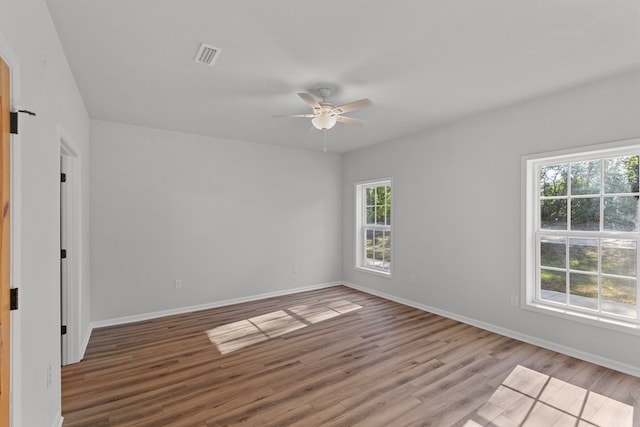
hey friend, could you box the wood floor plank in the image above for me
[62,286,640,426]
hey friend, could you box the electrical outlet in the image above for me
[175,279,182,289]
[510,295,519,306]
[47,364,52,388]
[292,265,298,273]
[410,274,416,283]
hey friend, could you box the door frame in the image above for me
[59,132,82,365]
[60,154,68,365]
[0,30,22,427]
[0,52,10,427]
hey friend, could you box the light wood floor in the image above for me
[62,286,640,426]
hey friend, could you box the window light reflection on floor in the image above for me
[464,365,633,426]
[205,300,362,355]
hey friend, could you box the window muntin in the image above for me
[356,179,392,276]
[527,146,640,327]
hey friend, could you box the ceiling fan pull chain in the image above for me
[323,129,328,153]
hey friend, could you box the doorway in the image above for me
[59,138,80,366]
[60,155,68,363]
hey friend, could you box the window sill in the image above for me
[355,266,393,279]
[523,301,640,336]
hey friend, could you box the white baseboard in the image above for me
[91,281,342,329]
[67,322,94,364]
[80,323,92,357]
[52,411,63,427]
[343,282,640,378]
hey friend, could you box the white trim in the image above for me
[8,105,21,427]
[80,324,92,360]
[522,137,640,163]
[59,130,84,364]
[52,411,63,427]
[0,29,22,427]
[522,137,640,334]
[91,282,342,329]
[353,265,393,279]
[0,33,21,104]
[354,177,393,278]
[343,281,640,378]
[521,301,640,336]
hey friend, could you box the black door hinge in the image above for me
[61,325,67,335]
[10,109,36,135]
[61,249,67,259]
[61,173,67,183]
[10,288,18,310]
[10,112,17,135]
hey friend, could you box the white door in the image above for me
[60,155,68,364]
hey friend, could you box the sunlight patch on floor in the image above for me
[206,300,362,354]
[464,365,633,426]
[288,299,363,323]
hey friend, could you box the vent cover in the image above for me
[194,43,221,66]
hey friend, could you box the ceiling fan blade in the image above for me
[272,113,315,118]
[333,98,372,114]
[336,115,365,127]
[298,92,321,109]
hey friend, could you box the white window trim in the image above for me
[522,138,640,335]
[354,177,393,278]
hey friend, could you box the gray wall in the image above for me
[343,69,640,373]
[0,0,91,425]
[90,120,343,321]
[5,2,640,423]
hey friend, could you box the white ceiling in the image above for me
[46,0,640,153]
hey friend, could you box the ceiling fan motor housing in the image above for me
[274,88,371,131]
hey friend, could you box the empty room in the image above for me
[1,0,640,426]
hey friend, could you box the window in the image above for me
[355,179,392,276]
[524,142,640,331]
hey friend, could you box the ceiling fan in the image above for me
[274,88,372,131]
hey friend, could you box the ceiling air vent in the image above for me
[194,43,221,66]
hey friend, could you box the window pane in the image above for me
[533,155,640,323]
[602,239,637,277]
[602,276,637,318]
[540,269,566,302]
[541,199,567,229]
[371,230,382,266]
[540,236,566,268]
[571,161,600,195]
[358,180,392,274]
[569,238,598,272]
[571,198,599,231]
[604,156,639,194]
[366,207,375,225]
[366,187,375,205]
[569,273,598,310]
[540,164,568,197]
[383,231,391,270]
[373,230,383,261]
[365,229,374,265]
[603,196,639,231]
[370,186,386,225]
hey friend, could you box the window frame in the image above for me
[354,178,393,278]
[523,139,640,334]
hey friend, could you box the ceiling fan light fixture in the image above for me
[312,114,337,130]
